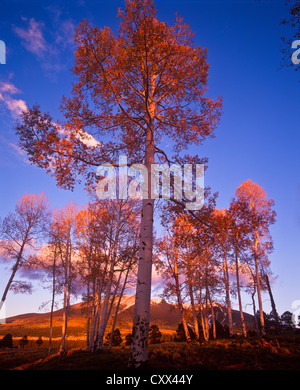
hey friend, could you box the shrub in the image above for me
[19,335,29,348]
[106,329,123,346]
[36,336,43,347]
[175,323,196,341]
[0,333,13,348]
[149,325,162,344]
[125,333,132,346]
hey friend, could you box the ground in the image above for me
[0,335,300,370]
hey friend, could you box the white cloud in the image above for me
[0,80,99,149]
[57,124,100,148]
[13,15,75,78]
[77,131,101,148]
[0,81,27,117]
[13,17,47,57]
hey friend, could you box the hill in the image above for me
[0,295,255,338]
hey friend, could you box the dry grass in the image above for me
[1,335,300,370]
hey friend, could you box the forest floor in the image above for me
[0,336,300,371]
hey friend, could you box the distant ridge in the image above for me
[0,295,255,337]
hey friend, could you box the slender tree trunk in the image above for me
[190,297,200,340]
[235,246,247,338]
[199,294,209,342]
[204,265,212,340]
[208,292,216,339]
[96,257,116,350]
[60,282,68,353]
[108,266,130,349]
[91,255,108,351]
[1,236,28,305]
[222,249,233,336]
[251,287,259,334]
[129,117,155,367]
[92,293,102,351]
[254,231,265,336]
[204,299,210,341]
[89,292,98,351]
[85,249,93,351]
[60,242,71,353]
[1,260,20,306]
[106,267,124,327]
[86,294,91,351]
[186,253,200,340]
[264,273,280,331]
[48,246,57,355]
[173,246,191,342]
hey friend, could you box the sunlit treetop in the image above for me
[16,0,221,192]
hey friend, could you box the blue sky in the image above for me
[0,0,299,318]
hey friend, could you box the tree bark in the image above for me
[60,282,69,353]
[186,246,200,340]
[199,295,209,342]
[95,253,116,350]
[129,199,154,367]
[254,230,265,336]
[129,95,155,367]
[235,246,247,338]
[60,240,72,353]
[173,245,191,342]
[48,245,57,355]
[222,249,233,336]
[264,273,280,331]
[108,266,130,349]
[251,287,260,334]
[208,292,216,339]
[1,233,29,305]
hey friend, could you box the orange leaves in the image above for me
[16,0,222,198]
[233,179,276,230]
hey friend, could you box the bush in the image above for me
[0,333,13,348]
[209,320,230,339]
[125,333,132,346]
[105,329,123,346]
[149,325,162,344]
[175,323,196,341]
[36,336,43,347]
[19,335,29,348]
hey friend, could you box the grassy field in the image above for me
[1,334,300,370]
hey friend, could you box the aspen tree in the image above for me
[233,180,276,336]
[16,0,221,366]
[0,193,49,309]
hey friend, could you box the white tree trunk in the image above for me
[129,197,154,367]
[235,247,247,338]
[222,250,233,336]
[60,282,69,353]
[96,256,115,350]
[129,124,155,367]
[254,230,265,336]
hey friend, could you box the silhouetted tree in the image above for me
[105,329,123,346]
[0,334,13,348]
[149,325,162,344]
[175,322,196,342]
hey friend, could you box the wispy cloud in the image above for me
[0,79,99,155]
[13,14,75,78]
[13,17,47,58]
[55,19,75,49]
[0,81,27,117]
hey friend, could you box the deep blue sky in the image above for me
[0,0,299,318]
